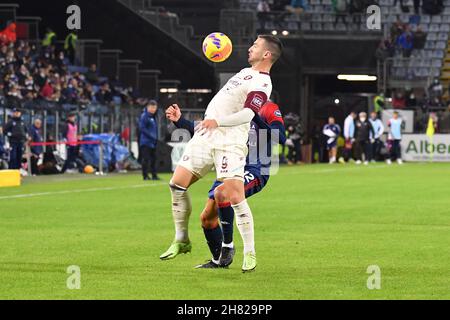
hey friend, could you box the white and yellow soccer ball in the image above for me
[202,32,233,63]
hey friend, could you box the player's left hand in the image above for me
[200,119,218,130]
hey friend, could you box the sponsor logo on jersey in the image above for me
[244,75,253,80]
[183,155,190,161]
[251,94,264,109]
[275,110,282,117]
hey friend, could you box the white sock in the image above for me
[170,182,192,243]
[222,242,234,249]
[232,200,255,255]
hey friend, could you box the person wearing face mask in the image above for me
[369,112,385,162]
[354,112,375,165]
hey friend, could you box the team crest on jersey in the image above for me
[244,75,253,80]
[275,110,282,117]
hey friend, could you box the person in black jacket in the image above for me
[354,112,375,165]
[3,108,28,169]
[29,118,44,175]
[139,101,160,181]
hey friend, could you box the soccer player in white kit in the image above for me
[160,35,283,272]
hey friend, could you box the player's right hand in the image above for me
[166,104,182,122]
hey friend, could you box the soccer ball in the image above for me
[202,32,233,63]
[84,165,95,174]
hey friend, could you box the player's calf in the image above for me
[200,200,222,265]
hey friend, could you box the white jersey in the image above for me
[204,67,272,147]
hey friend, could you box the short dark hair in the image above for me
[258,35,283,63]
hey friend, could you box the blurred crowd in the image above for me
[0,24,148,112]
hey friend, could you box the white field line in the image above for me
[0,182,167,201]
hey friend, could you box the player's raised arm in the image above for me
[166,104,195,136]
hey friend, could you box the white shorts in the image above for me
[178,134,247,181]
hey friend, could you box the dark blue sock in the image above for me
[203,226,222,261]
[218,204,234,245]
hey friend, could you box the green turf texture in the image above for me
[0,163,449,300]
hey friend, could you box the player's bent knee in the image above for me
[214,187,228,203]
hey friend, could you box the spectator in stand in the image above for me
[393,0,410,13]
[3,108,28,170]
[64,31,78,64]
[85,64,100,85]
[387,111,403,165]
[62,78,80,104]
[0,23,17,46]
[332,0,348,25]
[422,0,444,15]
[375,41,390,61]
[413,0,421,14]
[413,26,427,50]
[428,77,443,100]
[139,100,160,181]
[287,0,308,15]
[257,1,271,33]
[42,28,57,49]
[349,0,364,27]
[406,91,417,108]
[397,26,413,58]
[95,82,113,105]
[29,118,44,175]
[369,112,385,162]
[390,20,404,43]
[392,90,406,109]
[354,112,375,165]
[61,112,80,173]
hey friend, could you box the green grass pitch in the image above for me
[0,163,449,300]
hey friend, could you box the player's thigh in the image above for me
[177,137,215,182]
[171,165,199,189]
[222,178,245,204]
[243,170,267,199]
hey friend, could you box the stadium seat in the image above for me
[440,24,450,32]
[438,32,449,41]
[421,15,431,24]
[312,22,322,31]
[432,59,443,68]
[425,41,435,50]
[429,24,440,32]
[301,22,311,31]
[427,33,437,41]
[431,15,442,23]
[436,41,447,50]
